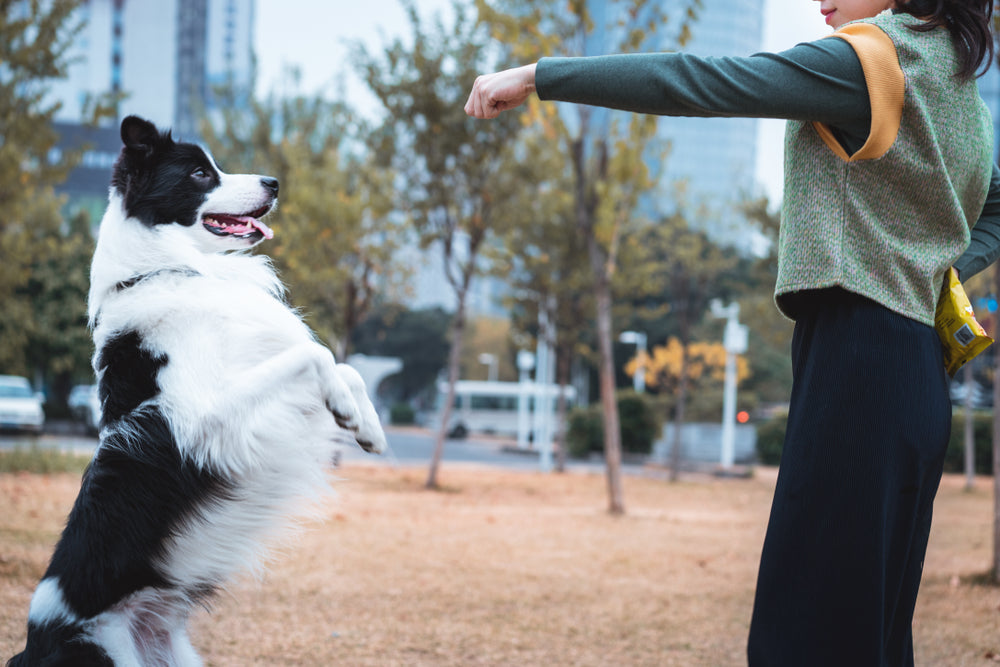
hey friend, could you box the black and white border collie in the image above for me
[7,116,386,666]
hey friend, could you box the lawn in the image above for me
[2,463,998,665]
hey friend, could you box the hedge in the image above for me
[565,391,660,459]
[390,402,416,425]
[755,409,995,475]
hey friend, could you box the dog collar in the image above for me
[113,268,202,293]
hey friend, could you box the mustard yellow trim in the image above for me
[815,23,905,161]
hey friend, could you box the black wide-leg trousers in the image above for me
[747,289,952,666]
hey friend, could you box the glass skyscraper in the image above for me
[652,0,765,203]
[977,66,1000,161]
[46,0,256,138]
[587,0,766,247]
[39,0,256,218]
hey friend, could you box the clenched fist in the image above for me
[464,63,538,119]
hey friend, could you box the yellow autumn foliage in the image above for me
[625,337,748,390]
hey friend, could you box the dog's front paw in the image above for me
[333,364,386,455]
[354,417,387,454]
[328,405,358,432]
[327,398,384,453]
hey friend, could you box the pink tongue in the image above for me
[233,215,274,240]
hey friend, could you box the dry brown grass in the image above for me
[2,464,999,666]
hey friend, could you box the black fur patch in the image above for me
[111,115,220,227]
[7,620,113,666]
[41,405,231,619]
[95,330,166,426]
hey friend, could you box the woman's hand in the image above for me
[464,63,538,119]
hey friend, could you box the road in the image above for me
[0,422,644,475]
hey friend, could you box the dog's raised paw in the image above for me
[329,407,358,432]
[357,435,385,454]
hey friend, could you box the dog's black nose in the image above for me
[261,177,279,196]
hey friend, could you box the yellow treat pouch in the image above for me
[935,267,993,376]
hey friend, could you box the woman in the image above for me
[465,1,1000,664]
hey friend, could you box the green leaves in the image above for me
[0,0,94,397]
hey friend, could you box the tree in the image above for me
[630,340,724,393]
[628,336,748,405]
[480,0,701,514]
[0,0,97,402]
[202,88,407,357]
[459,316,516,381]
[20,210,94,399]
[499,114,594,473]
[619,206,737,479]
[354,1,527,489]
[732,196,794,407]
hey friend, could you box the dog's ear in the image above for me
[120,116,160,157]
[112,116,165,198]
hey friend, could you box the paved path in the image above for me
[0,422,650,475]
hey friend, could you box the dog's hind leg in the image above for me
[333,363,387,454]
[167,627,202,667]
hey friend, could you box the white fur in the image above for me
[28,578,75,627]
[74,158,386,665]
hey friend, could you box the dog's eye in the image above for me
[191,167,211,180]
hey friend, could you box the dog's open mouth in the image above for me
[203,206,274,240]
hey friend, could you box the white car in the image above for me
[0,375,45,433]
[68,384,102,434]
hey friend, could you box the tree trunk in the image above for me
[669,345,690,483]
[963,361,975,492]
[590,242,625,515]
[554,345,571,473]
[569,116,623,514]
[426,294,467,490]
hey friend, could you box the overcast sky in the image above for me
[253,0,833,203]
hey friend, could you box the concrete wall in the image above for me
[651,423,757,466]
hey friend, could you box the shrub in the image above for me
[617,391,659,455]
[754,409,995,474]
[566,406,603,459]
[390,402,415,425]
[565,392,660,458]
[755,414,787,466]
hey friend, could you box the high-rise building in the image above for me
[652,0,765,205]
[49,0,254,135]
[43,0,255,215]
[977,67,1000,161]
[587,0,766,247]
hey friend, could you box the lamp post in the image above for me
[516,350,535,450]
[710,300,748,470]
[618,331,648,393]
[478,353,498,383]
[535,306,555,473]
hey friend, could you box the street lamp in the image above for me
[478,353,498,383]
[516,350,535,449]
[710,299,748,470]
[618,330,648,393]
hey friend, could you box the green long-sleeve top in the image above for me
[535,37,1000,282]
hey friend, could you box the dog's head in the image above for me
[111,115,278,252]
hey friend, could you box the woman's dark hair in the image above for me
[896,0,994,78]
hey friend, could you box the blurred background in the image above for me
[2,0,998,479]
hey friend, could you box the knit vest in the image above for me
[776,11,993,325]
